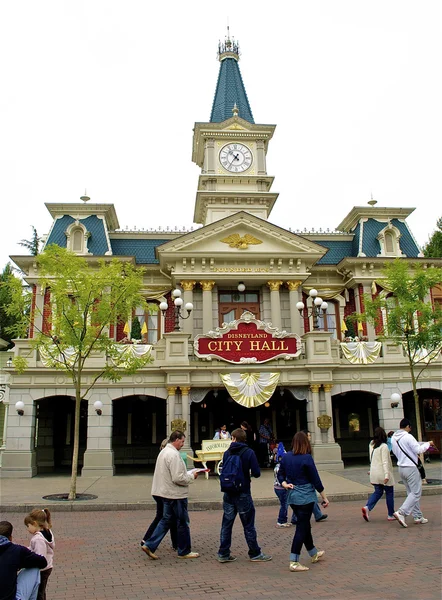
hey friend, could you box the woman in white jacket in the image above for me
[361,427,395,522]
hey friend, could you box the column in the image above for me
[310,384,322,445]
[267,280,283,329]
[82,394,114,476]
[180,280,196,337]
[167,386,177,434]
[287,280,303,336]
[180,386,191,452]
[323,384,335,443]
[256,139,266,175]
[200,281,215,333]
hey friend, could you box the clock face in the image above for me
[219,143,253,173]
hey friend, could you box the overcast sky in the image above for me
[1,1,441,269]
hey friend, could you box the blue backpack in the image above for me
[219,446,248,493]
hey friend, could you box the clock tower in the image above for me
[192,34,278,226]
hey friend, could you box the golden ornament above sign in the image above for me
[317,415,332,430]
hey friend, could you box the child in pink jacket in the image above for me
[25,508,55,600]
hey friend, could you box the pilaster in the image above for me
[200,281,216,333]
[82,395,115,476]
[180,386,192,452]
[167,386,177,434]
[287,280,303,336]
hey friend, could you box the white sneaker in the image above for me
[414,517,428,524]
[276,522,291,528]
[393,510,407,528]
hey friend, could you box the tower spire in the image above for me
[211,30,254,124]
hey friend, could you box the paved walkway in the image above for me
[4,496,442,599]
[1,462,441,512]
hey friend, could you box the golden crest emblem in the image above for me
[317,415,332,430]
[220,233,263,250]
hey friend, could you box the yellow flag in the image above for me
[141,321,148,334]
[357,321,364,331]
[123,322,130,334]
[371,280,377,295]
[341,319,348,333]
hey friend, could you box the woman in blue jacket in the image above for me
[278,431,329,572]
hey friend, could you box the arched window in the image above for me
[317,301,339,339]
[65,221,89,254]
[377,223,403,257]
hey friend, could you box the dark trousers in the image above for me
[290,503,315,556]
[143,495,177,549]
[144,498,191,556]
[258,443,269,466]
[37,568,52,600]
[218,492,261,559]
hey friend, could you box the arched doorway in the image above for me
[35,396,88,473]
[403,388,442,453]
[191,387,307,450]
[332,391,379,461]
[112,395,166,472]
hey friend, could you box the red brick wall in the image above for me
[358,284,367,336]
[302,291,310,333]
[164,293,175,333]
[116,321,126,342]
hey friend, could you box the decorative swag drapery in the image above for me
[340,341,382,364]
[219,372,280,408]
[39,343,152,369]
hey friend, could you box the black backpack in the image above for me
[219,446,248,492]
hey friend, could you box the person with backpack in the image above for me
[217,428,272,564]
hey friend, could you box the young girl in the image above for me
[274,442,297,527]
[24,508,55,600]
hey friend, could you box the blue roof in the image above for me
[316,240,355,264]
[45,215,110,255]
[361,218,420,258]
[210,57,254,124]
[110,239,169,264]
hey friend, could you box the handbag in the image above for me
[396,439,426,477]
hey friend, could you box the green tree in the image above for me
[423,217,442,258]
[359,260,442,441]
[130,316,142,340]
[0,263,26,350]
[5,245,153,499]
[18,226,41,256]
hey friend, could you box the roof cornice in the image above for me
[45,203,120,231]
[336,206,415,233]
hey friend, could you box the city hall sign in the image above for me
[194,311,301,364]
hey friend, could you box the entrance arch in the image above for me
[35,395,88,473]
[332,391,380,460]
[191,387,307,450]
[112,395,166,471]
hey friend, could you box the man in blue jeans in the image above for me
[141,430,200,560]
[217,428,272,563]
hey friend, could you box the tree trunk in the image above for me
[409,357,423,442]
[68,384,82,500]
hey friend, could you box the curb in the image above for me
[1,485,441,513]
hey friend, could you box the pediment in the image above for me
[157,212,327,259]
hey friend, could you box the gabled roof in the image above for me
[210,56,254,124]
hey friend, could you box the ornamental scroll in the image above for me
[340,341,382,364]
[219,372,280,408]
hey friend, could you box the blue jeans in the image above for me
[144,498,191,556]
[143,495,178,549]
[289,503,317,561]
[366,484,395,516]
[16,568,40,600]
[274,488,297,524]
[313,502,323,520]
[218,492,261,559]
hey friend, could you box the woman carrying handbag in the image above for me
[361,427,395,522]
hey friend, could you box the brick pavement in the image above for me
[4,496,441,600]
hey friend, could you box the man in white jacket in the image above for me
[391,418,434,528]
[141,430,200,559]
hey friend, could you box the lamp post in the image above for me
[296,289,328,330]
[160,289,193,332]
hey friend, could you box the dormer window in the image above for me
[377,223,403,257]
[65,221,90,254]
